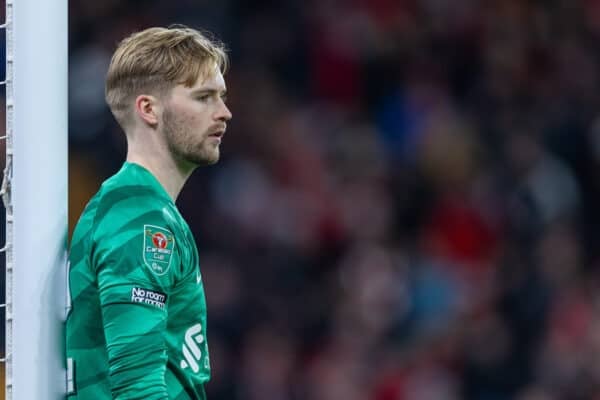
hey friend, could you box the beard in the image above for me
[162,106,220,167]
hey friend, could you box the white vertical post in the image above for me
[9,0,68,398]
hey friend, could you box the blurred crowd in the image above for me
[66,0,600,399]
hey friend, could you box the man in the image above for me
[66,26,232,399]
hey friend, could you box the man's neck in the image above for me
[126,148,195,202]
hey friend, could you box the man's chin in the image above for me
[205,156,219,165]
[188,151,219,166]
[205,149,220,165]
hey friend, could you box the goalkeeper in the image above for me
[66,25,232,399]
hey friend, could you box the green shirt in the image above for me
[66,162,210,400]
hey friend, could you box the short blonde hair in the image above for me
[105,25,228,128]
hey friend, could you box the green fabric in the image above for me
[66,162,210,400]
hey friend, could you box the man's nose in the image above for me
[215,100,232,122]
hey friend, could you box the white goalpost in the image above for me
[4,0,68,399]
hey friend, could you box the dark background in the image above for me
[67,1,600,399]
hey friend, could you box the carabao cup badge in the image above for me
[143,225,175,275]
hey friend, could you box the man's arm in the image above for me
[93,206,179,399]
[99,298,169,399]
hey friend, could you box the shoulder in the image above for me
[97,175,164,213]
[71,171,166,247]
[89,185,181,279]
[92,185,173,243]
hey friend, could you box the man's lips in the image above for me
[208,127,226,138]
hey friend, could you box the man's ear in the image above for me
[134,94,160,126]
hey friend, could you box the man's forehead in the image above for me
[191,67,226,91]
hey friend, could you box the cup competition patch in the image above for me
[143,225,175,275]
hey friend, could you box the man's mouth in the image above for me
[208,127,226,138]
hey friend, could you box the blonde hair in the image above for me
[105,25,228,128]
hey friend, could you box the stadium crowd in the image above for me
[64,0,600,399]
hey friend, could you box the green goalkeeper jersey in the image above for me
[66,162,211,400]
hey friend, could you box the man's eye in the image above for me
[220,95,228,103]
[197,95,211,101]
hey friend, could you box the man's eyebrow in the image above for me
[190,88,227,95]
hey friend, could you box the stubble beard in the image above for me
[162,106,220,167]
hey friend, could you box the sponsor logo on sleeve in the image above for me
[131,287,167,309]
[143,225,175,275]
[180,323,206,373]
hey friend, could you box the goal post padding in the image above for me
[8,0,68,398]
